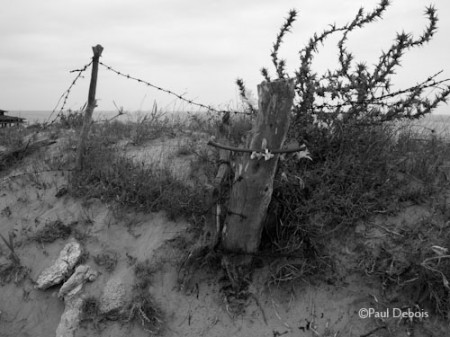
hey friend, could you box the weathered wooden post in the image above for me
[221,79,295,254]
[203,112,232,249]
[76,44,103,170]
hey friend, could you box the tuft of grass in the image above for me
[80,297,104,331]
[357,215,450,317]
[134,260,158,289]
[30,220,72,244]
[227,114,253,146]
[93,251,118,273]
[57,109,85,129]
[262,124,450,283]
[69,131,208,221]
[185,112,218,136]
[175,141,193,156]
[0,231,29,285]
[130,112,168,146]
[259,119,450,315]
[98,106,176,146]
[269,122,450,248]
[91,119,134,145]
[81,260,166,333]
[0,231,20,265]
[0,125,30,149]
[0,126,29,171]
[126,260,164,335]
[0,260,29,285]
[125,291,164,335]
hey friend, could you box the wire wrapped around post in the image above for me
[207,140,306,154]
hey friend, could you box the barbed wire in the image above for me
[44,58,251,129]
[44,61,92,126]
[99,61,251,116]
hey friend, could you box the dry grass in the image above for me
[260,119,450,316]
[0,231,29,285]
[29,220,72,243]
[80,260,165,334]
[63,116,210,222]
[93,251,119,273]
[5,109,450,317]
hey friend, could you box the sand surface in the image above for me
[1,132,449,337]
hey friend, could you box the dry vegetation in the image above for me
[1,104,450,336]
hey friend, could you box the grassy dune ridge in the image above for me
[1,109,450,336]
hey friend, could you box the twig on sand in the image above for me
[271,298,290,328]
[375,224,402,236]
[250,293,268,325]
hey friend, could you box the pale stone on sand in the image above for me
[35,240,82,290]
[99,278,132,316]
[58,264,98,299]
[55,297,84,337]
[55,264,98,337]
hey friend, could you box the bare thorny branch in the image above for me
[270,9,298,79]
[235,78,257,115]
[237,1,449,133]
[292,1,450,128]
[237,9,297,111]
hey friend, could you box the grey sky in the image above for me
[1,0,449,114]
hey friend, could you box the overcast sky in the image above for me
[1,0,449,115]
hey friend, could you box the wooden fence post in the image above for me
[76,44,103,170]
[221,79,295,254]
[203,112,232,249]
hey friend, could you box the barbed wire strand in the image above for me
[98,61,251,116]
[44,61,93,127]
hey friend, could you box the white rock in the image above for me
[55,297,84,337]
[55,264,98,337]
[35,240,82,290]
[58,264,98,299]
[99,278,132,316]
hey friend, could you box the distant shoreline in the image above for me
[8,110,125,124]
[5,110,450,132]
[7,110,201,124]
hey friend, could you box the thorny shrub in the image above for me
[235,0,450,315]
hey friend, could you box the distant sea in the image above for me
[8,110,202,125]
[7,110,450,136]
[10,110,125,124]
[395,114,450,137]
